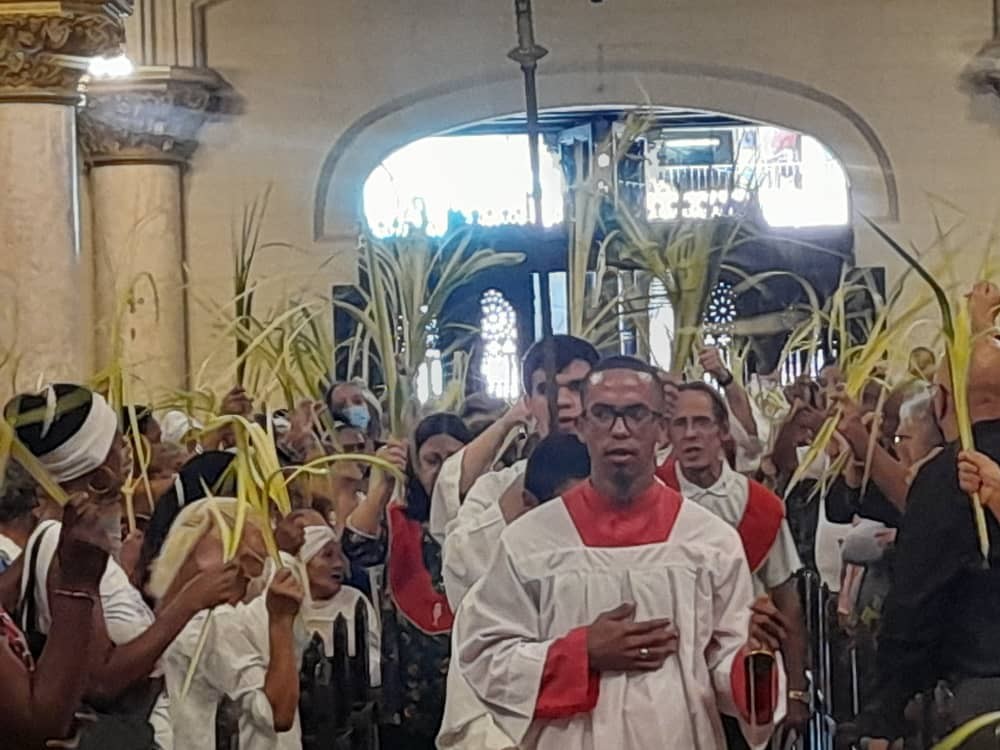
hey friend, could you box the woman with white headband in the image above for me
[278,509,379,680]
[7,384,242,750]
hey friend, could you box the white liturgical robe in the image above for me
[457,478,783,750]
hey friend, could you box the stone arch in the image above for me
[315,61,898,245]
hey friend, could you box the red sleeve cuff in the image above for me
[535,626,600,719]
[730,645,779,725]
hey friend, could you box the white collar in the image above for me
[675,459,744,502]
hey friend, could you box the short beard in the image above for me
[610,467,632,500]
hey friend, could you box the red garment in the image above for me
[534,480,683,717]
[560,479,683,547]
[535,627,600,719]
[656,457,784,573]
[730,645,780,725]
[386,505,454,634]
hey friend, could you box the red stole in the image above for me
[561,479,683,547]
[386,504,454,634]
[656,457,784,573]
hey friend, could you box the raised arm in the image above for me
[700,348,758,439]
[0,501,107,748]
[84,563,244,705]
[346,439,408,537]
[458,401,530,497]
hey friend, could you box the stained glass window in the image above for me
[480,289,519,400]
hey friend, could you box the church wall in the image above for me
[177,0,1000,377]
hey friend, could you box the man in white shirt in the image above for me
[658,382,810,738]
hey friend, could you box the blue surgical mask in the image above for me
[343,405,371,432]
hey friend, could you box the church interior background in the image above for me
[3,0,1000,405]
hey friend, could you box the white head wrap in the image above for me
[160,410,204,446]
[37,390,118,483]
[300,524,337,564]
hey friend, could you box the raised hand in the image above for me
[180,562,246,611]
[221,386,254,417]
[958,450,1000,521]
[375,439,409,473]
[266,568,304,621]
[586,602,679,673]
[698,347,730,382]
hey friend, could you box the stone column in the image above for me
[78,66,230,396]
[0,1,132,391]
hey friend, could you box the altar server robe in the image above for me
[457,479,782,750]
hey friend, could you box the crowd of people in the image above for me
[1,282,1000,750]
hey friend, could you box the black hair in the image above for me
[136,451,237,590]
[524,434,590,503]
[5,384,95,456]
[0,462,38,523]
[405,412,473,523]
[675,382,730,427]
[120,406,154,436]
[521,336,600,394]
[580,356,665,407]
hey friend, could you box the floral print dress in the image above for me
[343,503,453,743]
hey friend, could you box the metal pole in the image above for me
[510,0,561,432]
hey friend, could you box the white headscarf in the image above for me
[36,390,118,483]
[160,410,204,447]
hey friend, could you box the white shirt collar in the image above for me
[675,458,743,502]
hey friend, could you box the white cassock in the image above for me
[433,449,527,607]
[431,449,525,749]
[457,479,784,750]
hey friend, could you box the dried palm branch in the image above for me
[335,227,524,436]
[865,216,990,562]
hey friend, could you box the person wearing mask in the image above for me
[152,498,305,750]
[0,492,114,750]
[325,379,382,446]
[658,381,810,739]
[456,357,786,750]
[342,413,472,750]
[438,432,591,750]
[7,384,239,749]
[435,335,600,608]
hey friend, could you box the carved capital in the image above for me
[78,65,235,166]
[0,1,132,102]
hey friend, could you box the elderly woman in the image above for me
[277,508,379,679]
[342,413,472,750]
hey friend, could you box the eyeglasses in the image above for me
[586,403,662,431]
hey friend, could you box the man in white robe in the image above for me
[433,337,599,750]
[457,357,784,750]
[433,335,600,608]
